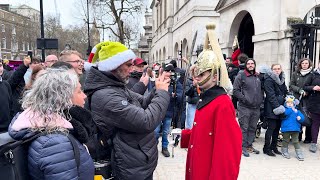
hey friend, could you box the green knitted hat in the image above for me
[85,41,136,72]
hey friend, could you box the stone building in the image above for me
[137,9,153,64]
[149,0,320,83]
[216,0,320,83]
[0,4,39,60]
[149,0,220,68]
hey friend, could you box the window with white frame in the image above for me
[12,16,15,21]
[1,38,6,49]
[1,12,4,18]
[1,24,5,32]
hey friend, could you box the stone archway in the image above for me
[229,11,255,58]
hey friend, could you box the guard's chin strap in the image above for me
[198,71,212,86]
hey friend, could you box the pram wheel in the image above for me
[255,127,261,138]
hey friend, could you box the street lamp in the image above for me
[95,24,108,41]
[85,0,95,55]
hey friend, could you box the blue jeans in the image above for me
[155,117,172,148]
[185,103,197,129]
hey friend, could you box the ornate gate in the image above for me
[290,22,320,74]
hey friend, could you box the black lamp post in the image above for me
[180,40,183,67]
[95,24,108,41]
[40,0,45,61]
[86,0,93,55]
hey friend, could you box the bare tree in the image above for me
[90,0,143,44]
[44,16,88,56]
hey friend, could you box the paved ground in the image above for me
[154,128,320,180]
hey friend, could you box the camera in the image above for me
[169,71,177,86]
[154,70,159,78]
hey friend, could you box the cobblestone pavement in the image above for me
[154,128,320,180]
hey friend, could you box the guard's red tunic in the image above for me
[231,48,241,67]
[181,87,242,180]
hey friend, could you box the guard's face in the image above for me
[194,70,216,90]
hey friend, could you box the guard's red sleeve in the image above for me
[180,129,192,148]
[209,102,242,180]
[231,49,241,67]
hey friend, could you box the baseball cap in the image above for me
[133,58,147,66]
[164,63,175,72]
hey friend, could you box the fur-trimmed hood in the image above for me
[265,70,285,85]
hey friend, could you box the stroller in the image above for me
[255,103,268,138]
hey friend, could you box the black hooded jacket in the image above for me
[126,71,147,95]
[84,67,170,179]
[264,71,288,119]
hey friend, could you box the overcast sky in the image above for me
[2,0,88,28]
[3,0,152,28]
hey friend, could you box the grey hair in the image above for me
[21,68,79,130]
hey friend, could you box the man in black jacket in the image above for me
[233,59,263,157]
[0,57,31,132]
[126,57,149,95]
[84,41,170,180]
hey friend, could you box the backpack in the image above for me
[0,132,80,180]
[85,87,115,179]
[85,86,117,162]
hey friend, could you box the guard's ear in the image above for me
[212,73,218,82]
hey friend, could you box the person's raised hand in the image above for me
[155,72,170,91]
[140,73,150,86]
[23,56,31,67]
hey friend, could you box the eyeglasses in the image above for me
[66,59,83,64]
[272,68,281,70]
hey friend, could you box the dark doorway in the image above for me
[238,13,255,58]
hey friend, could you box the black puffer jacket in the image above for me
[264,71,288,119]
[84,67,170,180]
[290,69,313,101]
[0,64,27,132]
[304,69,320,113]
[126,71,147,95]
[227,64,239,84]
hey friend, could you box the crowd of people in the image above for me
[0,22,319,180]
[227,51,320,161]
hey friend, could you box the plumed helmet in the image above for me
[193,50,218,77]
[191,23,232,93]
